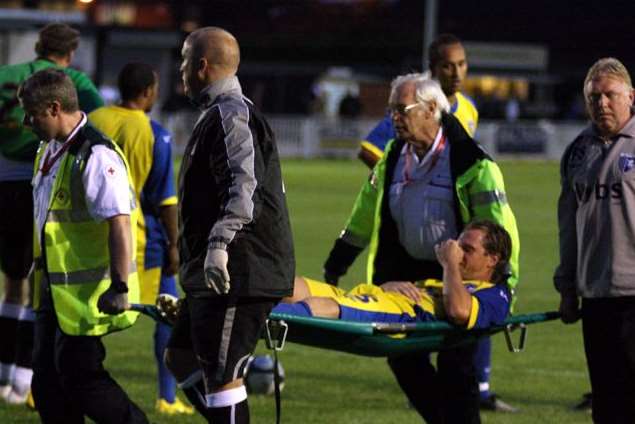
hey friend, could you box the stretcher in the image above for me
[130,303,559,424]
[263,311,559,356]
[130,303,559,356]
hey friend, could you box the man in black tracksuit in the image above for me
[165,27,295,424]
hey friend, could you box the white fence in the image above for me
[161,111,586,161]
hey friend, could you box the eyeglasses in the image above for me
[587,90,628,105]
[387,102,422,116]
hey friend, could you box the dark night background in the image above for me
[159,0,635,117]
[9,0,635,118]
[168,0,635,75]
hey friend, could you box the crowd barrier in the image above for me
[160,111,586,161]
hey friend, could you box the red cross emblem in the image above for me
[107,166,115,176]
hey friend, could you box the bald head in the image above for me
[188,27,240,73]
[180,27,240,98]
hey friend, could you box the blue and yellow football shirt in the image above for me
[89,107,177,303]
[142,120,177,270]
[302,277,509,330]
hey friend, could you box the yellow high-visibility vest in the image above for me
[32,125,140,336]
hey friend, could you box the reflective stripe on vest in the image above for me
[47,209,94,223]
[340,229,369,249]
[469,189,508,206]
[48,262,137,285]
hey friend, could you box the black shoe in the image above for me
[479,394,519,413]
[572,392,592,412]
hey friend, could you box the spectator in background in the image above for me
[339,91,362,118]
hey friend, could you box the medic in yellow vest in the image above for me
[22,70,140,337]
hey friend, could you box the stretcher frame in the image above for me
[130,303,559,356]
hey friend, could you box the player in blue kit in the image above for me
[277,220,511,332]
[90,64,192,415]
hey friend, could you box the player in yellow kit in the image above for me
[275,220,511,331]
[89,63,192,415]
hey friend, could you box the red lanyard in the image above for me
[39,139,76,176]
[38,116,85,176]
[402,134,446,186]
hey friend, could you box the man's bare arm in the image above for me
[358,147,379,169]
[435,240,472,325]
[98,214,132,314]
[108,214,132,284]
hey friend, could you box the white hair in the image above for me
[388,72,450,121]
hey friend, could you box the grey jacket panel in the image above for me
[555,115,635,298]
[207,96,257,248]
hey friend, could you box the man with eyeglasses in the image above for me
[555,57,635,423]
[323,73,518,423]
[355,34,515,414]
[358,33,477,169]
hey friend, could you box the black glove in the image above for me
[324,269,341,286]
[97,280,129,315]
[323,238,364,286]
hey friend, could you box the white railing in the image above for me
[161,111,586,161]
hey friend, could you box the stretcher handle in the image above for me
[504,323,527,353]
[265,319,289,352]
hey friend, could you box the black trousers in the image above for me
[388,342,480,424]
[31,283,148,424]
[582,297,635,424]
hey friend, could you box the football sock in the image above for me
[272,301,313,317]
[206,387,249,424]
[207,399,249,424]
[474,337,492,400]
[0,302,21,388]
[154,321,176,402]
[13,307,34,396]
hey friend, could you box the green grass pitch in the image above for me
[1,159,592,423]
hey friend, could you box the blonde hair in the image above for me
[584,57,632,98]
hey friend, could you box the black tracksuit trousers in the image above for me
[31,283,147,424]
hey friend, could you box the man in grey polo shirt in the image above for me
[555,57,635,423]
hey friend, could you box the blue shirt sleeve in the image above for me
[364,114,395,152]
[472,285,511,329]
[140,120,176,215]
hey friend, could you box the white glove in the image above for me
[204,248,230,294]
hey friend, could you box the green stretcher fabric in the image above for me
[267,311,560,357]
[129,303,559,357]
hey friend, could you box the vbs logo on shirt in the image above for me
[619,153,635,173]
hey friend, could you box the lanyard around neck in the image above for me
[402,134,447,186]
[39,114,86,176]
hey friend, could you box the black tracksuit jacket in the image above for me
[178,77,295,298]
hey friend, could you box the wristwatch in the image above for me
[112,279,129,293]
